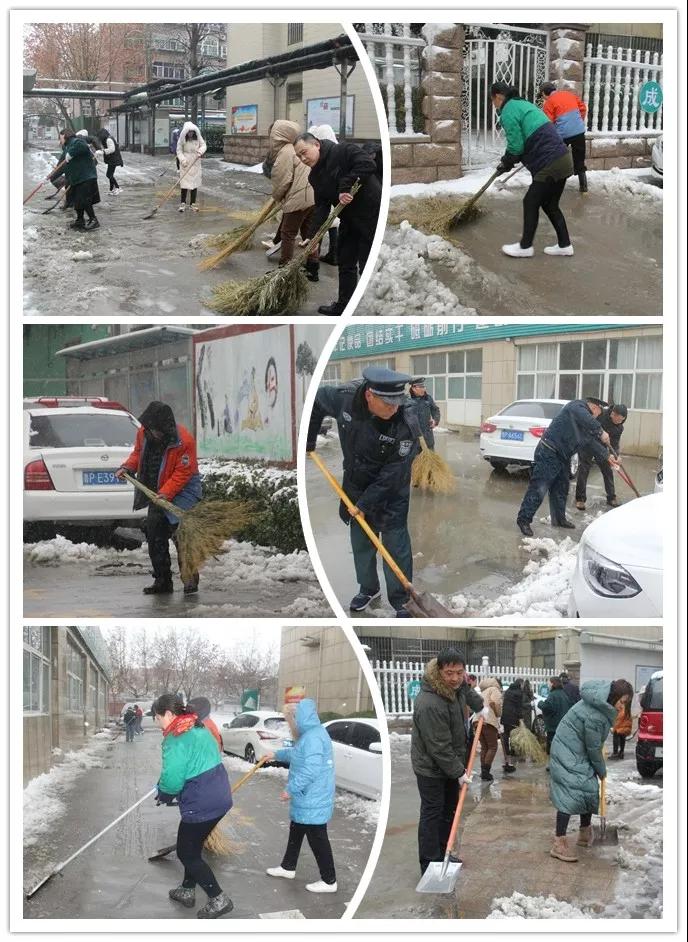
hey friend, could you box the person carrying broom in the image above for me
[58,127,101,231]
[489,81,574,258]
[117,401,201,595]
[408,377,441,450]
[152,694,234,918]
[306,366,422,617]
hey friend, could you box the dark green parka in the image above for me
[540,686,572,734]
[63,135,98,187]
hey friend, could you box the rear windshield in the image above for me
[264,717,290,734]
[29,413,138,449]
[641,676,663,711]
[500,401,565,419]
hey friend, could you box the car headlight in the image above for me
[581,544,642,598]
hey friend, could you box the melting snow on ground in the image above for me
[488,892,594,919]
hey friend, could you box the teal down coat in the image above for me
[549,679,617,815]
[274,699,335,825]
[540,687,572,734]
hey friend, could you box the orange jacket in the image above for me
[543,89,587,122]
[203,717,224,754]
[122,424,199,502]
[613,701,632,736]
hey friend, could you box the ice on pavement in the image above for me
[488,892,594,919]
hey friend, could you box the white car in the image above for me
[24,404,145,538]
[324,717,383,799]
[220,710,290,764]
[479,398,578,475]
[651,136,663,185]
[568,493,663,617]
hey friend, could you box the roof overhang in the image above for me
[55,326,198,360]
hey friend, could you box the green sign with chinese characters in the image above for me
[638,81,663,114]
[407,679,422,700]
[240,689,260,712]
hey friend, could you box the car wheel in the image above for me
[636,759,658,779]
[569,455,579,479]
[488,459,509,472]
[532,716,546,739]
[244,744,256,764]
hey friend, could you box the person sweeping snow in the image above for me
[308,124,340,266]
[97,127,124,194]
[152,694,234,918]
[548,678,633,862]
[263,699,338,893]
[59,127,101,231]
[490,81,574,258]
[176,122,207,212]
[408,377,441,450]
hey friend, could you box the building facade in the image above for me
[327,322,663,456]
[23,626,111,784]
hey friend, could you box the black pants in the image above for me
[75,205,96,223]
[556,811,592,837]
[564,132,587,175]
[518,442,571,526]
[177,817,224,897]
[575,454,616,503]
[106,164,119,190]
[521,178,570,249]
[146,504,177,583]
[180,188,197,205]
[546,731,555,755]
[612,732,627,757]
[281,822,336,884]
[501,726,516,760]
[337,215,374,308]
[416,774,460,874]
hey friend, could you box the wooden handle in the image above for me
[308,451,413,592]
[231,755,269,792]
[446,716,483,854]
[151,152,202,212]
[599,773,607,816]
[121,470,185,519]
[472,168,501,201]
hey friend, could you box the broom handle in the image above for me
[230,755,269,792]
[120,470,185,519]
[462,168,501,213]
[150,152,202,211]
[599,775,607,817]
[23,158,67,205]
[445,716,484,857]
[297,179,362,262]
[309,451,413,592]
[617,461,641,498]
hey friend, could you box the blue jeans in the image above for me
[125,723,135,742]
[518,442,570,525]
[349,521,412,611]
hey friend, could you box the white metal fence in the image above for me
[358,24,425,137]
[583,43,663,136]
[373,658,552,716]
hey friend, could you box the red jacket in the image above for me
[122,424,199,501]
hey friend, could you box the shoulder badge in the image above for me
[399,440,412,457]
[342,411,352,422]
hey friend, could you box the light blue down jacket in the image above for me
[549,679,617,815]
[274,699,335,825]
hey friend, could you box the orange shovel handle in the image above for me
[446,716,484,854]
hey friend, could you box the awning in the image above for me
[55,326,198,360]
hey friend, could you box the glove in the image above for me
[305,441,317,453]
[496,152,517,175]
[95,150,103,159]
[459,771,474,786]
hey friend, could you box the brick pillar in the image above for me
[546,24,589,95]
[418,23,464,180]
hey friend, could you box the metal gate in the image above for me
[462,23,550,168]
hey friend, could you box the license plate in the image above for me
[82,470,126,486]
[655,747,663,758]
[500,429,524,441]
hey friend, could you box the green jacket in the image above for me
[63,136,97,187]
[159,724,223,795]
[540,687,572,734]
[411,659,484,779]
[498,97,550,155]
[549,680,617,815]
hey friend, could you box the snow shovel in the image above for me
[592,773,618,845]
[449,168,501,227]
[143,152,202,219]
[416,717,484,894]
[26,787,157,898]
[148,756,269,861]
[309,451,453,618]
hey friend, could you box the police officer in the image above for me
[516,397,619,536]
[306,366,421,616]
[575,403,628,509]
[408,378,441,450]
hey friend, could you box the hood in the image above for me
[479,677,501,694]
[423,658,458,702]
[97,129,110,144]
[187,697,211,721]
[138,401,178,439]
[580,493,663,570]
[308,123,338,144]
[580,680,618,722]
[295,698,321,734]
[179,121,205,148]
[270,119,300,149]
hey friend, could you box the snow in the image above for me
[334,792,381,829]
[489,892,594,919]
[23,733,115,847]
[220,161,264,174]
[586,167,662,203]
[71,250,93,261]
[554,37,579,58]
[421,23,455,46]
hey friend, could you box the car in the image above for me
[324,717,383,799]
[654,465,663,492]
[118,700,155,730]
[479,398,578,476]
[650,136,663,186]
[568,493,663,618]
[636,670,663,778]
[23,404,146,541]
[219,710,290,763]
[23,396,129,411]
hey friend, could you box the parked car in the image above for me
[650,136,663,185]
[324,718,383,799]
[118,701,155,730]
[636,671,663,778]
[23,396,130,412]
[568,493,663,617]
[479,398,578,476]
[23,405,145,541]
[219,710,290,763]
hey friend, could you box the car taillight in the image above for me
[25,459,55,490]
[35,398,59,408]
[257,731,278,740]
[639,714,648,731]
[480,422,497,433]
[529,427,546,438]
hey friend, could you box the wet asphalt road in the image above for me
[305,432,659,617]
[24,731,376,920]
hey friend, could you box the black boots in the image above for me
[143,579,174,595]
[480,766,494,782]
[517,519,534,537]
[320,228,338,265]
[317,301,346,316]
[578,171,588,193]
[305,259,320,283]
[84,217,100,231]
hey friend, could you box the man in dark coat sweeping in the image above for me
[516,397,619,536]
[575,403,628,509]
[408,378,441,450]
[295,132,382,316]
[59,127,101,231]
[411,648,485,875]
[306,366,421,616]
[117,401,201,595]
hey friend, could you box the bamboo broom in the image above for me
[206,179,362,316]
[411,437,456,494]
[199,198,282,270]
[509,719,548,764]
[203,757,270,855]
[121,472,254,584]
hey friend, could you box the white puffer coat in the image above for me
[177,121,207,191]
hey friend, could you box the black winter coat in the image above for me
[579,407,625,461]
[308,139,382,237]
[409,392,440,448]
[98,130,124,168]
[501,685,525,729]
[542,399,608,463]
[307,381,422,530]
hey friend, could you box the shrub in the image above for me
[203,125,226,153]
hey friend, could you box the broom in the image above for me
[203,757,270,855]
[509,719,548,764]
[411,437,456,494]
[206,179,362,316]
[199,198,282,270]
[121,472,254,584]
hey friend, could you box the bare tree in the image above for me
[180,24,224,123]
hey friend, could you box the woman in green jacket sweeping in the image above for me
[153,694,234,918]
[548,678,633,862]
[490,82,574,258]
[59,128,101,231]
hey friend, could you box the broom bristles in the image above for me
[509,720,548,764]
[203,817,246,856]
[388,194,482,242]
[199,199,279,271]
[176,500,255,584]
[411,439,456,493]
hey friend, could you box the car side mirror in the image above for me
[369,742,383,754]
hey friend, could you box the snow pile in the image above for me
[24,735,114,846]
[334,792,381,829]
[586,167,663,205]
[489,892,594,919]
[200,458,295,492]
[24,535,121,565]
[390,166,528,200]
[71,250,93,261]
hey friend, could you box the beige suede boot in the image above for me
[577,826,594,847]
[550,835,578,862]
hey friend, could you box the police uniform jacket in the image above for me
[541,399,609,463]
[307,381,421,530]
[579,407,625,460]
[409,392,441,442]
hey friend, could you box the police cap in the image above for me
[362,366,412,405]
[410,377,427,388]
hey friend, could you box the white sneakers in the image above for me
[501,242,534,258]
[178,204,185,212]
[306,881,338,894]
[544,243,574,256]
[266,866,295,880]
[191,205,200,213]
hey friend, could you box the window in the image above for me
[29,413,138,449]
[201,38,219,56]
[325,721,353,744]
[67,640,86,712]
[287,23,304,45]
[23,627,51,714]
[286,82,303,104]
[320,363,341,386]
[353,357,396,374]
[349,723,380,751]
[151,61,185,80]
[412,347,482,401]
[530,637,555,669]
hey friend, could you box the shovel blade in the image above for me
[415,860,462,894]
[592,820,619,845]
[406,592,454,619]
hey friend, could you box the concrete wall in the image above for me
[278,626,373,716]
